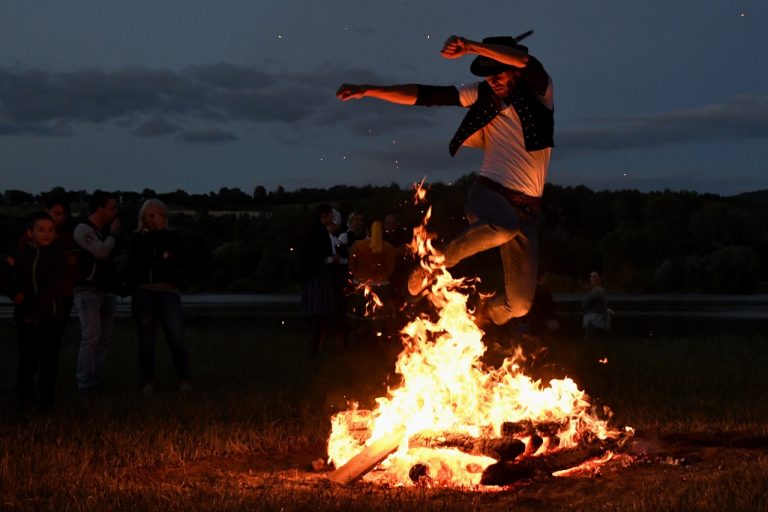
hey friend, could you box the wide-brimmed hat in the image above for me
[469,30,533,77]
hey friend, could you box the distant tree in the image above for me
[703,246,761,293]
[271,185,285,198]
[120,191,143,206]
[157,189,190,208]
[253,185,267,200]
[214,187,251,210]
[3,190,35,205]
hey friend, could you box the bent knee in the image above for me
[505,297,533,319]
[489,296,533,325]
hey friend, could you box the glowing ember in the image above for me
[552,451,614,478]
[328,185,626,487]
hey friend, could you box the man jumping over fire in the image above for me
[336,32,554,328]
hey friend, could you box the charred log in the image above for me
[501,420,567,438]
[480,440,617,486]
[408,432,526,461]
[408,463,430,483]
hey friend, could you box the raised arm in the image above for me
[74,223,117,260]
[441,36,529,68]
[336,84,419,105]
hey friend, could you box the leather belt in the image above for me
[477,176,542,210]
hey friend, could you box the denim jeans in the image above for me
[131,289,189,385]
[443,181,540,325]
[74,289,116,390]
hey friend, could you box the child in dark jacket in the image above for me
[4,213,76,409]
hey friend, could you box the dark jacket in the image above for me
[128,229,182,288]
[74,219,119,290]
[301,221,334,281]
[6,241,75,324]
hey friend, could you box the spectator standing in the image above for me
[526,270,559,339]
[346,220,397,342]
[4,213,76,410]
[338,211,367,249]
[73,191,121,392]
[382,212,412,305]
[16,197,76,256]
[302,205,343,358]
[582,270,610,339]
[16,197,78,349]
[128,199,191,396]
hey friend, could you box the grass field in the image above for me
[2,308,768,511]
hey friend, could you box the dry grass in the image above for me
[1,311,768,511]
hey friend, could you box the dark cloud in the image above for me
[0,63,355,137]
[131,115,180,137]
[7,60,762,162]
[0,121,73,137]
[558,95,768,153]
[176,128,238,144]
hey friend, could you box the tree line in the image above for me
[1,177,766,294]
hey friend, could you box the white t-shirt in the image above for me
[458,81,553,198]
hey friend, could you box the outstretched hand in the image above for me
[336,83,366,101]
[441,36,468,59]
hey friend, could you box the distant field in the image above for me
[2,311,768,511]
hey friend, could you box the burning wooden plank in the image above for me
[326,427,406,486]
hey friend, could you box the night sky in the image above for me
[1,0,765,195]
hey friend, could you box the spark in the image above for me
[277,33,284,39]
[426,34,431,39]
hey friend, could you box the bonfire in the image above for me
[327,184,631,487]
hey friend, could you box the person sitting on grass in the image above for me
[128,199,191,396]
[3,212,77,411]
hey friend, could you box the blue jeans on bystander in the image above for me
[131,288,189,386]
[74,288,116,390]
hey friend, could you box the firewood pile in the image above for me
[327,410,633,487]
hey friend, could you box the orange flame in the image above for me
[328,183,624,487]
[350,282,384,316]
